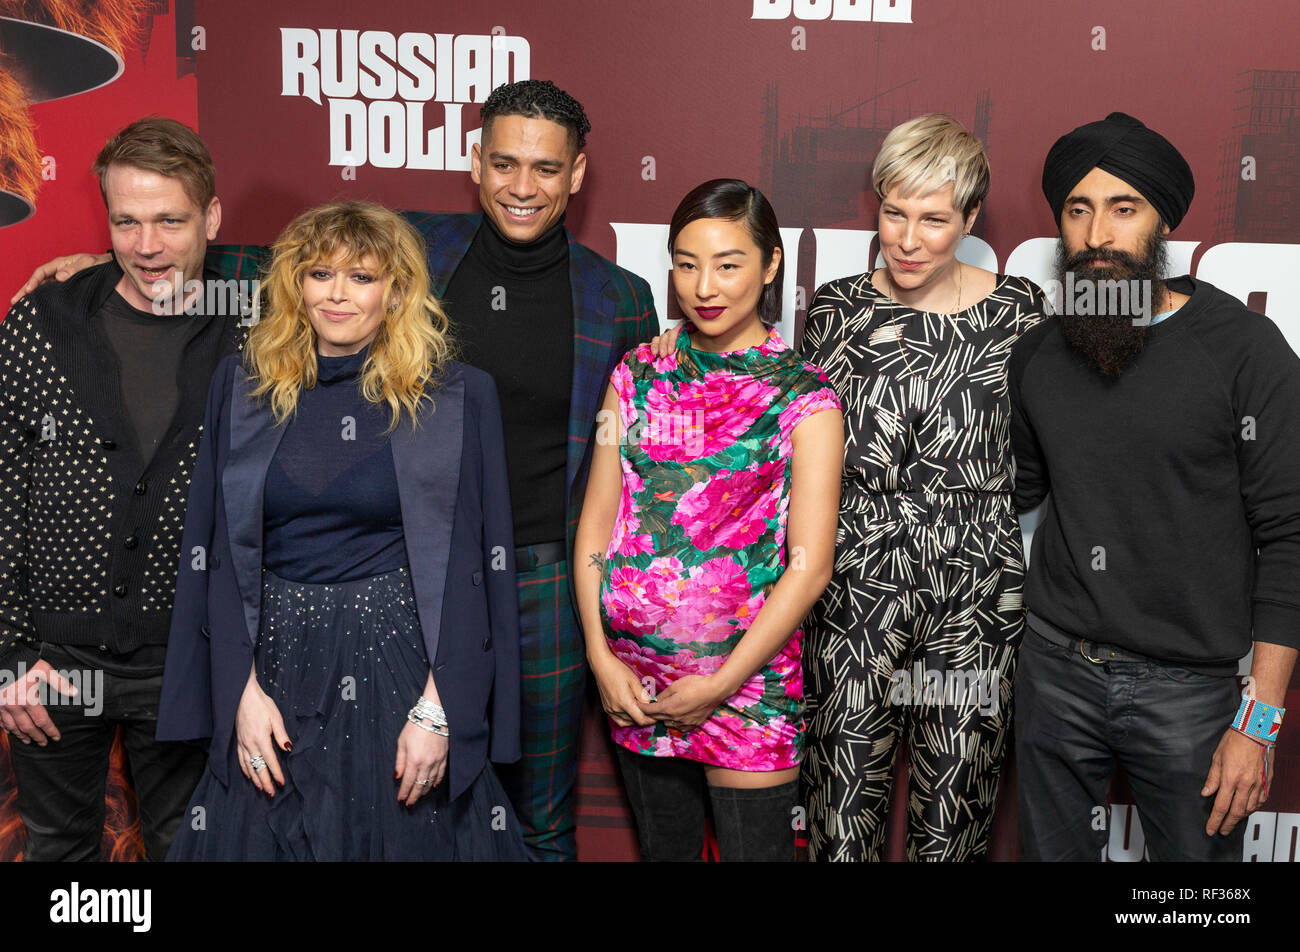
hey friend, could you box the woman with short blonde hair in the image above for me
[870,113,991,218]
[801,114,1046,861]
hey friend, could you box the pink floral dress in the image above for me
[599,325,840,770]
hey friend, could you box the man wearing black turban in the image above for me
[1040,112,1195,378]
[1008,113,1300,861]
[1042,111,1195,232]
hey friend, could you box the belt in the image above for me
[1027,616,1154,665]
[514,540,567,571]
[1027,612,1240,676]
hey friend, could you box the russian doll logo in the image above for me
[751,0,914,21]
[281,28,530,171]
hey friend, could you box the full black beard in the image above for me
[1054,230,1169,378]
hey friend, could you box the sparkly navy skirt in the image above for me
[168,567,527,862]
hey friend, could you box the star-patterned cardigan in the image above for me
[0,251,261,668]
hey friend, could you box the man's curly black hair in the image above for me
[480,79,591,151]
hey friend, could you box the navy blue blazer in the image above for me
[157,354,521,801]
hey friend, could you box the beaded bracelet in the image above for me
[1231,696,1284,798]
[1232,696,1284,745]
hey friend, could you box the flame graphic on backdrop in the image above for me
[0,729,146,861]
[0,0,151,55]
[0,0,152,217]
[0,59,41,208]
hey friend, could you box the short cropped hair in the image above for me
[93,116,216,210]
[480,79,591,151]
[871,114,990,217]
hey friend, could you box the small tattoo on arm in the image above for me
[588,552,605,570]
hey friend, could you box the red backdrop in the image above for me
[1,0,1298,862]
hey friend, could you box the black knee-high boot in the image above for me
[707,779,800,862]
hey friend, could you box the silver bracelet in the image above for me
[406,710,449,736]
[408,695,448,736]
[411,695,447,726]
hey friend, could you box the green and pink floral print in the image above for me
[600,325,839,770]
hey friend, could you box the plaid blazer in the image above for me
[212,212,659,616]
[404,212,659,614]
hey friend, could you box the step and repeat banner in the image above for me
[1,0,1298,862]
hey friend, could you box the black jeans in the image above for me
[615,746,799,861]
[8,659,207,861]
[1015,628,1245,861]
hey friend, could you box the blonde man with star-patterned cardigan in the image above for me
[0,117,262,861]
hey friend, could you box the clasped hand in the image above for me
[591,657,726,733]
[638,674,725,733]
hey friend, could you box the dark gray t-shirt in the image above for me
[100,291,191,466]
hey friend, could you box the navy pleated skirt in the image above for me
[169,567,527,861]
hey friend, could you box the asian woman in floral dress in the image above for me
[575,179,843,861]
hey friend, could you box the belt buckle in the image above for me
[1078,638,1106,665]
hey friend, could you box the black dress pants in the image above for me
[8,659,206,861]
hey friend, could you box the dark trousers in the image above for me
[8,663,206,862]
[496,555,587,862]
[615,747,799,861]
[1015,628,1245,861]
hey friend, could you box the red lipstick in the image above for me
[694,306,725,320]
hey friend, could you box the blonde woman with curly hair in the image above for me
[159,201,527,861]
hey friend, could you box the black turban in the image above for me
[1041,112,1195,229]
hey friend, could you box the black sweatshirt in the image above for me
[1009,275,1300,671]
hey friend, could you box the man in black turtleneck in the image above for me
[409,80,658,861]
[442,202,573,562]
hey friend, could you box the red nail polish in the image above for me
[284,741,293,752]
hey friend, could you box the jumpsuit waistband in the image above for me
[841,489,1013,525]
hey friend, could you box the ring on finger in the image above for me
[250,754,267,770]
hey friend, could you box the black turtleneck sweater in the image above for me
[443,216,573,546]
